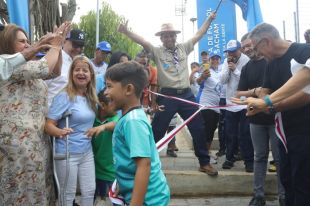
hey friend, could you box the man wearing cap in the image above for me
[91,41,111,76]
[118,13,218,176]
[219,39,254,172]
[45,29,86,106]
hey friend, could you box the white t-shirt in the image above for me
[197,66,222,113]
[290,58,310,94]
[45,50,72,107]
[91,60,108,76]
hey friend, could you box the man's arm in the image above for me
[274,91,310,112]
[118,21,153,52]
[269,67,310,104]
[130,157,150,206]
[191,12,216,45]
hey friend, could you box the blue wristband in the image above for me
[264,95,273,107]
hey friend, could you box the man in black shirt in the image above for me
[237,35,285,206]
[248,23,310,206]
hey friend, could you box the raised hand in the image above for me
[118,20,129,34]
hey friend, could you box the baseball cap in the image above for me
[97,41,111,52]
[224,40,241,52]
[209,51,221,59]
[66,29,85,46]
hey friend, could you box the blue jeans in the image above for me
[250,124,285,199]
[152,89,210,166]
[225,110,253,165]
[55,150,96,206]
[279,134,310,206]
[218,98,226,152]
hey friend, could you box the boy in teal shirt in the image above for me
[105,61,170,206]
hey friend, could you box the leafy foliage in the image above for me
[78,2,141,59]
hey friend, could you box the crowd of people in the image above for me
[0,8,310,206]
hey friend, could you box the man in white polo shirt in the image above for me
[45,29,85,107]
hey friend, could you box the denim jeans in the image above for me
[250,124,285,199]
[152,90,210,166]
[55,150,96,206]
[279,134,310,206]
[218,98,226,152]
[225,109,253,165]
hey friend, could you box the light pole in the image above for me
[190,17,197,62]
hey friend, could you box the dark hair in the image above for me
[304,29,310,43]
[0,24,28,54]
[108,51,131,68]
[98,88,110,105]
[105,61,148,98]
[191,62,200,67]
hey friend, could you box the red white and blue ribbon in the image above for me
[274,112,288,153]
[109,90,246,205]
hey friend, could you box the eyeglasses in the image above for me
[252,39,265,52]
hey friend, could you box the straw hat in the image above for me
[155,23,181,36]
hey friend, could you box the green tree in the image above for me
[78,2,141,59]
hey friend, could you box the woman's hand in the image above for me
[56,127,73,138]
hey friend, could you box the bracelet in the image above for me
[264,95,273,107]
[264,95,275,114]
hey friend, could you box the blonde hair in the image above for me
[65,55,98,112]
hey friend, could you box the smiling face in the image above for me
[104,78,127,111]
[160,32,177,49]
[72,60,92,90]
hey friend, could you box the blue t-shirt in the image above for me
[113,108,170,205]
[48,91,96,154]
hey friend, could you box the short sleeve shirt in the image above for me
[48,92,96,154]
[149,41,194,89]
[263,43,310,136]
[238,58,274,125]
[112,108,170,205]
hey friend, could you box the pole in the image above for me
[282,20,286,40]
[296,0,300,42]
[190,17,197,61]
[293,12,298,42]
[95,0,100,46]
[181,0,184,43]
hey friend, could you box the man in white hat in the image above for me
[118,12,218,176]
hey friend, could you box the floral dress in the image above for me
[0,59,55,205]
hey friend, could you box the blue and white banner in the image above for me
[231,0,263,31]
[7,0,30,35]
[196,0,237,62]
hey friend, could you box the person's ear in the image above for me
[125,83,135,96]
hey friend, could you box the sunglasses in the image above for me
[0,24,4,31]
[72,42,84,49]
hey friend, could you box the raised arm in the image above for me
[118,21,153,52]
[191,12,216,45]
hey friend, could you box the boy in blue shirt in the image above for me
[104,61,170,206]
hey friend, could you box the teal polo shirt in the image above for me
[112,108,170,205]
